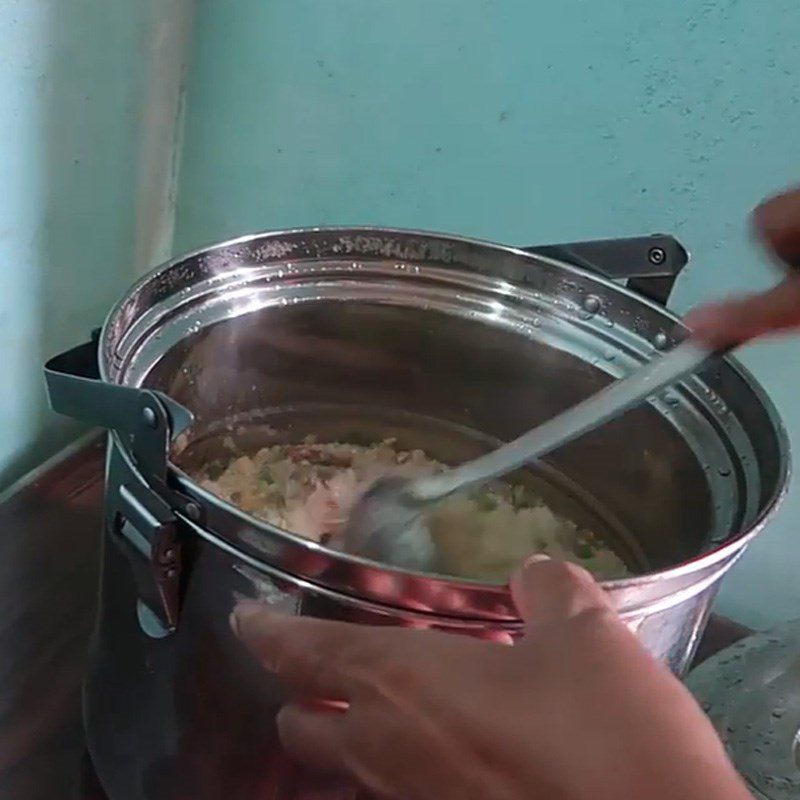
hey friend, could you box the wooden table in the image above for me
[0,438,752,800]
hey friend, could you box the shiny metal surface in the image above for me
[0,430,750,800]
[89,445,522,800]
[94,229,782,620]
[341,339,719,570]
[92,228,788,645]
[86,444,741,800]
[688,619,800,800]
[338,474,438,571]
[69,226,788,799]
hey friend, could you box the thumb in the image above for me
[509,555,614,630]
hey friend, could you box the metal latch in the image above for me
[111,479,182,636]
[44,332,193,483]
[44,330,195,635]
[524,234,689,306]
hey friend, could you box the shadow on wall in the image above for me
[0,0,155,488]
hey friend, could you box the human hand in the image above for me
[231,559,750,800]
[686,186,800,348]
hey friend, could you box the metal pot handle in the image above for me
[45,333,195,635]
[523,234,689,306]
[44,330,193,483]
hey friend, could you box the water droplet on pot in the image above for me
[583,295,601,314]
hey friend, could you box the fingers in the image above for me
[742,275,800,335]
[276,702,347,774]
[509,556,613,630]
[684,185,800,349]
[683,302,744,349]
[231,601,372,699]
[685,273,800,348]
[753,186,800,266]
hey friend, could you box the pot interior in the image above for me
[101,230,784,584]
[134,288,770,577]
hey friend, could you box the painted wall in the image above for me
[0,0,191,487]
[172,0,800,628]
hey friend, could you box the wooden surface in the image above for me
[0,439,105,799]
[0,439,753,800]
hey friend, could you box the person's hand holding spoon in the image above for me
[686,186,800,347]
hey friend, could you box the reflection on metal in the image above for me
[233,563,301,616]
[43,227,789,677]
[136,599,171,639]
[688,619,800,799]
[39,226,789,798]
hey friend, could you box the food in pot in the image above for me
[198,437,628,581]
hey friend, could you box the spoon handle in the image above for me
[412,340,722,502]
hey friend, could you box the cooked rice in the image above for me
[199,437,628,581]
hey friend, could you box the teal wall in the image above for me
[0,0,191,487]
[6,0,798,627]
[173,0,800,628]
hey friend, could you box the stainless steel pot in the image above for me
[45,228,789,800]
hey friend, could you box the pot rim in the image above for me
[99,226,791,607]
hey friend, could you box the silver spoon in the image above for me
[337,339,726,571]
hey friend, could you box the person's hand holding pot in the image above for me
[232,558,749,800]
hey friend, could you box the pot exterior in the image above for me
[46,227,786,798]
[86,442,749,800]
